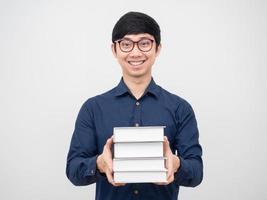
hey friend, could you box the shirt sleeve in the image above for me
[173,100,203,187]
[66,100,100,186]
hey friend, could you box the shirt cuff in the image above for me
[84,155,98,177]
[174,156,191,183]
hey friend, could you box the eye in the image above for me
[120,40,132,48]
[139,39,151,47]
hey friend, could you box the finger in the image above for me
[164,136,169,144]
[104,138,113,156]
[106,137,113,147]
[167,170,173,181]
[167,168,172,179]
[106,170,115,185]
[166,174,174,184]
[114,182,126,187]
[105,157,113,172]
[163,136,167,146]
[103,141,113,158]
[166,170,172,182]
[166,159,173,180]
[165,139,170,149]
[154,182,167,185]
[166,157,173,174]
[154,170,169,185]
[163,137,171,155]
[102,153,113,172]
[158,177,174,186]
[165,155,172,172]
[106,171,126,187]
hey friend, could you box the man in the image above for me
[66,11,203,200]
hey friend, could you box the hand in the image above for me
[96,136,125,187]
[155,136,180,185]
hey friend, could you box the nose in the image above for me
[129,43,142,56]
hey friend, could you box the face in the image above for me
[112,33,161,80]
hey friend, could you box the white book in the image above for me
[113,157,166,171]
[113,126,165,143]
[114,142,163,158]
[114,170,167,183]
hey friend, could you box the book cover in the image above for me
[113,126,165,143]
[114,170,167,183]
[113,157,166,171]
[114,142,163,158]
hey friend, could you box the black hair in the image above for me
[112,12,161,47]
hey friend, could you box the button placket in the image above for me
[132,183,140,197]
[134,100,141,127]
[133,189,139,195]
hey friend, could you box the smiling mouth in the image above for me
[128,60,145,66]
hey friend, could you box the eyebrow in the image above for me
[122,36,153,41]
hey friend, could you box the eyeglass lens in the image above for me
[119,39,153,52]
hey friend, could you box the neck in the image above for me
[123,75,152,100]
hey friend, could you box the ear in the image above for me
[155,44,162,57]
[111,43,117,58]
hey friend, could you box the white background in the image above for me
[1,0,267,199]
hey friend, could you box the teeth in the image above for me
[129,61,144,66]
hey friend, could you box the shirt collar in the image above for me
[114,77,161,98]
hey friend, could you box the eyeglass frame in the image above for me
[114,38,155,52]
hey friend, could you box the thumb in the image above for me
[106,137,113,147]
[105,137,113,149]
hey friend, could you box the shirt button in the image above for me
[136,102,140,106]
[90,170,94,174]
[135,123,139,127]
[133,190,139,195]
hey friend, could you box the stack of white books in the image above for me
[113,126,167,183]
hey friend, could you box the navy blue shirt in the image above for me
[66,78,203,200]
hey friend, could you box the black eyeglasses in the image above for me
[116,38,154,52]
